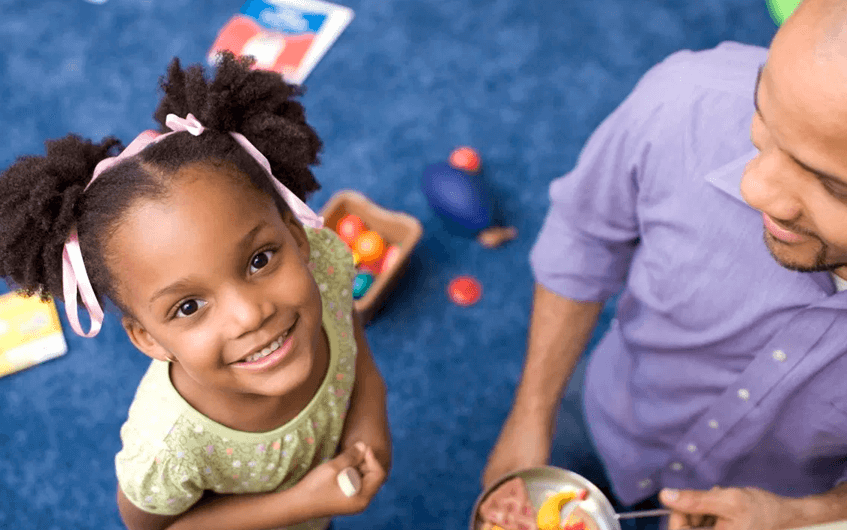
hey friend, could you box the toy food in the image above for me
[353,230,385,264]
[336,467,362,497]
[380,244,401,274]
[449,146,481,173]
[560,506,599,530]
[477,226,518,249]
[448,276,482,306]
[352,272,374,299]
[537,489,588,530]
[478,477,537,530]
[422,161,494,233]
[336,214,366,246]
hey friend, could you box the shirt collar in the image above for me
[703,147,758,205]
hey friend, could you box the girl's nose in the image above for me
[224,284,273,338]
[740,151,803,222]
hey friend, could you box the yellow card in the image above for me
[0,291,68,377]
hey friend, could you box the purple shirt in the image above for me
[530,41,847,505]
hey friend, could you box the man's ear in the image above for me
[282,209,311,262]
[122,316,174,363]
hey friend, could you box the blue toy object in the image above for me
[352,272,374,299]
[421,161,494,233]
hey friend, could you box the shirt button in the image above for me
[772,349,787,362]
[670,462,683,471]
[738,388,750,401]
[687,443,697,452]
[708,419,719,429]
[638,479,652,488]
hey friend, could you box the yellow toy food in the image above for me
[536,489,588,530]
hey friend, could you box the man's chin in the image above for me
[764,234,835,273]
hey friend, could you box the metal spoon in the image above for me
[615,508,715,529]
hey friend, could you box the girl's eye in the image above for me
[249,250,275,274]
[174,299,206,318]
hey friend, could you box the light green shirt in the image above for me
[115,227,358,529]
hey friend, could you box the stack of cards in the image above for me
[0,291,68,378]
[209,0,355,84]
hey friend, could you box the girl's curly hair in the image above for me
[0,52,322,317]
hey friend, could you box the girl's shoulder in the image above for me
[304,226,357,289]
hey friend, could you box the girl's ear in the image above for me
[282,209,311,262]
[122,316,175,363]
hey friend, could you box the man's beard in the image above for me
[763,231,847,272]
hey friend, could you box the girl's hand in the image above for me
[297,442,387,518]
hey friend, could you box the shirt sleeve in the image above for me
[115,444,204,516]
[529,54,687,302]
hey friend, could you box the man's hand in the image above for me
[481,409,551,490]
[660,486,802,530]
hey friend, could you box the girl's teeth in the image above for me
[243,334,286,363]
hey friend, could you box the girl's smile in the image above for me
[232,317,296,370]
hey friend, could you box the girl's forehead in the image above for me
[108,169,284,301]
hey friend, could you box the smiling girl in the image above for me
[0,52,391,530]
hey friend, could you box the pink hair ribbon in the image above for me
[61,113,324,337]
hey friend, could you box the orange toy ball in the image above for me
[380,245,402,274]
[336,214,366,245]
[448,276,482,306]
[353,231,385,263]
[448,146,481,173]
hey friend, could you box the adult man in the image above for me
[483,1,847,528]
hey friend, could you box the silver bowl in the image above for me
[469,466,622,530]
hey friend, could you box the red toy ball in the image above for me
[336,214,366,246]
[448,276,482,306]
[448,146,481,174]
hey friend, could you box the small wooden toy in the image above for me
[336,214,366,246]
[380,244,401,274]
[353,230,385,264]
[449,146,482,174]
[448,276,482,306]
[336,466,362,497]
[353,272,374,299]
[423,147,517,248]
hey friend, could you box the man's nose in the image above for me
[741,152,803,222]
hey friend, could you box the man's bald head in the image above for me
[776,0,847,64]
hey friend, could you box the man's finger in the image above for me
[660,487,738,517]
[667,510,691,530]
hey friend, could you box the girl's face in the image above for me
[111,162,323,400]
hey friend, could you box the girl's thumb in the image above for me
[339,441,368,466]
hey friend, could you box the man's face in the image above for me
[740,15,847,276]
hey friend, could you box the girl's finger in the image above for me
[358,447,386,494]
[334,442,368,470]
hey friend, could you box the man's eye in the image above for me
[175,299,206,318]
[249,250,275,274]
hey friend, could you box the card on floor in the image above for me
[208,0,355,84]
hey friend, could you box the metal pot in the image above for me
[469,466,622,530]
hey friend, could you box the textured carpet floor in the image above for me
[0,1,777,528]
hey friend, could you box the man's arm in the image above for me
[482,282,603,488]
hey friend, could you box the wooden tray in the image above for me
[319,190,423,323]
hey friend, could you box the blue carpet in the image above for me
[0,1,777,529]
